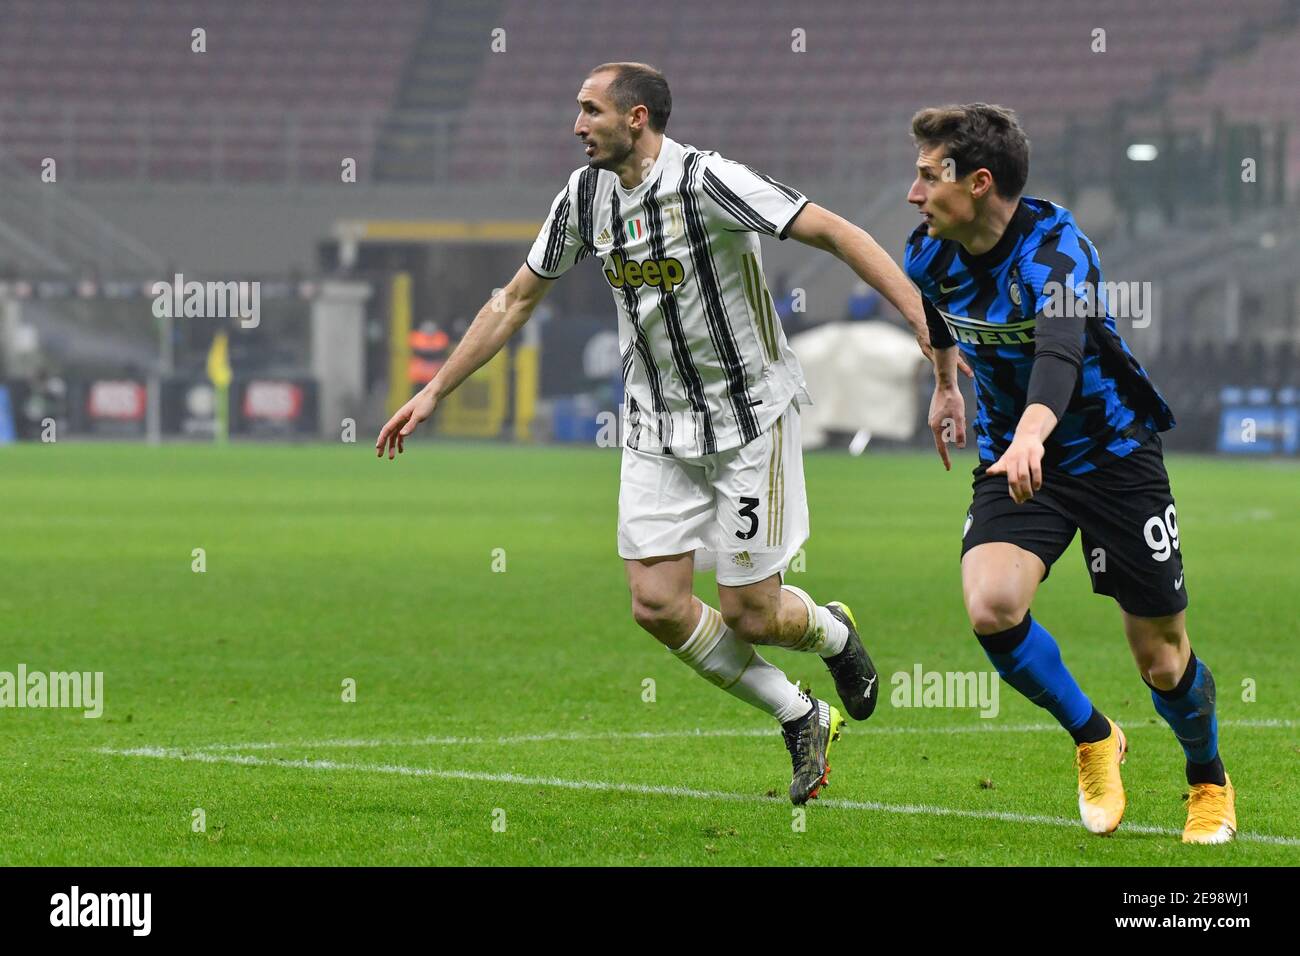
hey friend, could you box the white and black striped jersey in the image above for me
[527,136,811,457]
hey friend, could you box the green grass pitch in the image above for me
[1,441,1296,865]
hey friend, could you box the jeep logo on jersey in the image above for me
[938,307,1037,346]
[604,254,687,295]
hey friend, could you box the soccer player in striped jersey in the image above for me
[907,104,1235,843]
[377,62,945,804]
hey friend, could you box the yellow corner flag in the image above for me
[207,332,232,443]
[206,332,232,388]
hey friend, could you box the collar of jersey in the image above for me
[956,198,1033,271]
[614,136,676,198]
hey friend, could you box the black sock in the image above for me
[1070,706,1112,746]
[1186,755,1227,787]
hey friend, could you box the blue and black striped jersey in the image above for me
[904,197,1174,476]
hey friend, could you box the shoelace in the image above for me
[784,687,814,766]
[1076,742,1111,799]
[783,725,807,766]
[1186,786,1226,830]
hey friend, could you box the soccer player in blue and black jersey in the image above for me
[904,104,1235,843]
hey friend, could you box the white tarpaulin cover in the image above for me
[789,320,928,449]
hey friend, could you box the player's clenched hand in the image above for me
[927,384,966,471]
[375,391,437,460]
[987,436,1044,504]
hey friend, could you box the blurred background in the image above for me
[0,0,1297,455]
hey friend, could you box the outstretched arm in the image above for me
[375,263,553,459]
[786,202,971,376]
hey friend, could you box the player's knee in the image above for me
[1134,641,1186,690]
[1127,616,1187,688]
[966,590,1029,636]
[630,593,693,638]
[1142,658,1183,691]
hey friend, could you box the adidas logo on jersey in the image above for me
[595,227,613,247]
[604,253,687,294]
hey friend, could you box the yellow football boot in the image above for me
[1075,718,1127,834]
[1183,774,1237,844]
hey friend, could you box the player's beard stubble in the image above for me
[588,130,635,171]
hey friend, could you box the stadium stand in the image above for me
[1,0,1294,185]
[449,0,1295,184]
[0,0,426,181]
[1165,22,1300,187]
[0,0,1295,453]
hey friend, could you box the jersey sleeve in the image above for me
[922,295,956,349]
[526,180,585,279]
[1018,223,1096,417]
[699,156,809,240]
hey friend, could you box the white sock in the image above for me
[782,585,849,658]
[673,602,812,724]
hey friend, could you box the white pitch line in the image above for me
[181,716,1298,754]
[98,746,1300,848]
[191,727,780,752]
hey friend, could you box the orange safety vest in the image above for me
[408,328,451,384]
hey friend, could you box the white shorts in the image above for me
[617,400,809,586]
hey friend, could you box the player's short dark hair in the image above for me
[910,103,1029,199]
[590,62,671,132]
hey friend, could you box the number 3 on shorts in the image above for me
[736,496,760,540]
[1142,504,1180,562]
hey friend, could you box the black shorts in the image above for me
[960,435,1188,618]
